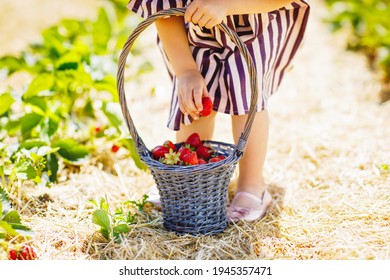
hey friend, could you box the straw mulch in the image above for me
[3,0,390,260]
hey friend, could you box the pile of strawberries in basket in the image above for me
[151,132,226,166]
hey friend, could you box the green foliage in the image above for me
[0,0,153,191]
[0,143,59,189]
[90,196,152,243]
[0,188,32,240]
[324,0,390,81]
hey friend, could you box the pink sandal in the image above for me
[227,191,273,222]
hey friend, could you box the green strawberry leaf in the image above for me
[18,140,48,151]
[120,137,147,171]
[46,153,59,183]
[23,73,55,100]
[2,210,21,224]
[113,224,129,234]
[0,221,19,237]
[52,138,89,165]
[20,113,43,136]
[0,93,15,116]
[92,209,111,234]
[102,101,123,133]
[92,7,112,53]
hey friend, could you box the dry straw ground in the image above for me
[1,0,389,260]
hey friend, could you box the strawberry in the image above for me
[8,249,18,260]
[185,133,202,148]
[182,151,199,165]
[163,140,177,152]
[198,158,207,164]
[18,245,37,260]
[162,149,181,165]
[111,144,120,153]
[152,145,169,159]
[195,145,211,160]
[178,146,192,161]
[209,157,223,163]
[217,155,226,160]
[200,97,213,117]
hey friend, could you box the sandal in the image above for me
[227,190,272,222]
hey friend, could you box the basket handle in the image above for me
[117,7,258,156]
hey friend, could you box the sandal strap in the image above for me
[233,191,265,204]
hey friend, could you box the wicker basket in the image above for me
[117,8,258,235]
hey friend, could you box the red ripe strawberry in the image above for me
[200,97,213,117]
[178,146,192,161]
[8,249,18,260]
[111,144,120,153]
[163,140,177,152]
[185,133,202,148]
[198,159,207,164]
[196,145,211,160]
[152,145,169,159]
[18,245,37,260]
[182,151,199,165]
[209,157,223,163]
[217,155,226,160]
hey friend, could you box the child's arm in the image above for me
[155,17,209,120]
[185,0,296,28]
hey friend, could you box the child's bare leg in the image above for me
[230,110,269,208]
[176,111,217,142]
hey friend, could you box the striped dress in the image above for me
[127,0,310,131]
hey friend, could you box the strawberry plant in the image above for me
[0,188,36,260]
[324,0,390,101]
[90,195,151,243]
[0,0,150,187]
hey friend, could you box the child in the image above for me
[127,0,310,222]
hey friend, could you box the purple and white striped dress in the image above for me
[127,0,310,130]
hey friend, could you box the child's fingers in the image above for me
[204,18,220,29]
[184,4,197,23]
[187,91,201,120]
[197,15,212,28]
[177,94,187,116]
[189,10,203,25]
[193,88,204,112]
[202,85,210,98]
[179,90,200,120]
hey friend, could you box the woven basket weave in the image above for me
[117,8,258,235]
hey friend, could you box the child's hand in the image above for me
[185,0,227,29]
[177,70,210,120]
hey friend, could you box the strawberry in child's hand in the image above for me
[182,151,199,165]
[196,145,211,160]
[185,133,202,148]
[152,145,169,159]
[163,140,177,152]
[200,97,213,117]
